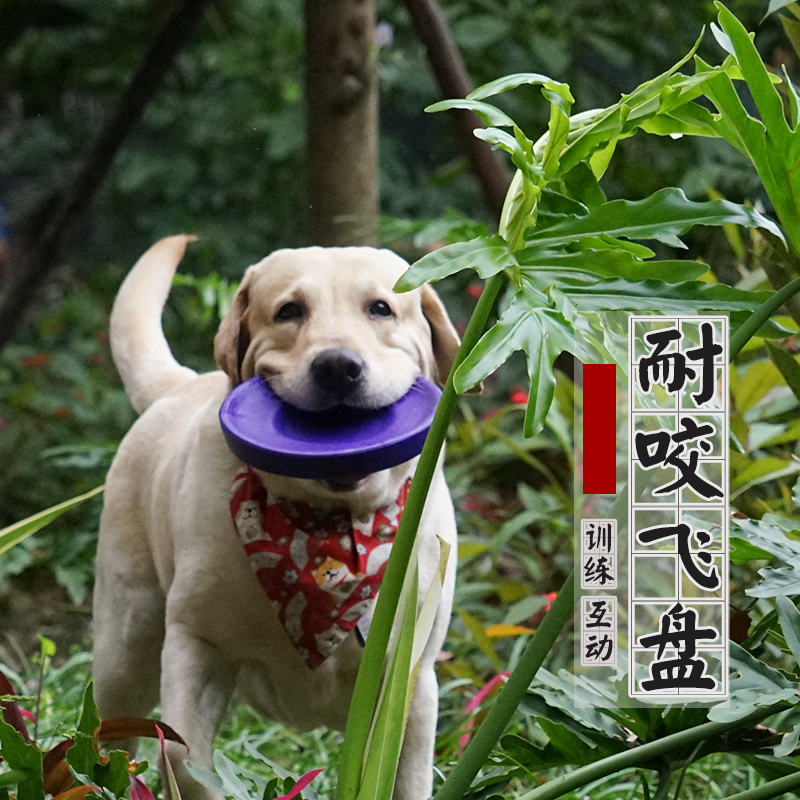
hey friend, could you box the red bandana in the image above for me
[230,468,410,669]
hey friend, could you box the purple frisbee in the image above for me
[219,376,442,479]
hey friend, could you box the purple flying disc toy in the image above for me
[219,376,441,479]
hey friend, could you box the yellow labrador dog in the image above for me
[92,237,459,800]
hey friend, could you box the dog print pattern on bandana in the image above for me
[230,468,410,669]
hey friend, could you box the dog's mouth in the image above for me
[318,474,370,492]
[265,377,385,414]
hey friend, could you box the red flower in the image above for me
[509,386,528,405]
[96,330,109,344]
[526,592,559,629]
[21,353,49,369]
[541,591,557,612]
[52,407,71,419]
[462,494,501,522]
[466,283,483,299]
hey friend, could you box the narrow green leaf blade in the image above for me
[410,538,451,670]
[766,341,800,402]
[425,98,516,128]
[157,728,183,800]
[0,485,104,557]
[357,572,418,800]
[766,0,798,16]
[468,73,574,116]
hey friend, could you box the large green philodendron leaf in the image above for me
[708,642,798,723]
[554,277,776,321]
[398,188,775,291]
[524,187,783,250]
[702,3,800,254]
[522,668,627,740]
[499,724,625,773]
[453,289,573,436]
[538,32,705,174]
[732,514,800,597]
[404,9,792,451]
[394,235,517,291]
[712,4,791,150]
[459,271,779,436]
[776,595,800,666]
[517,248,708,283]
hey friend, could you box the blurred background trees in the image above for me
[0,0,787,641]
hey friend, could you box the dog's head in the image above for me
[214,247,460,412]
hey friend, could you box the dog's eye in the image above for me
[274,301,306,322]
[368,300,394,318]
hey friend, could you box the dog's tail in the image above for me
[110,235,198,415]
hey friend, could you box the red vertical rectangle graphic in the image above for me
[583,363,617,495]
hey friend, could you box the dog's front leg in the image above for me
[159,623,238,800]
[394,662,439,800]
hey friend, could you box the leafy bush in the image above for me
[0,639,185,800]
[7,4,800,800]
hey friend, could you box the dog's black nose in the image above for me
[310,348,366,398]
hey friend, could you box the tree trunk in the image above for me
[403,0,512,220]
[304,0,378,246]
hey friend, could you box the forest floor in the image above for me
[0,568,91,669]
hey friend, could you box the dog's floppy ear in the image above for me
[420,284,463,386]
[214,271,253,386]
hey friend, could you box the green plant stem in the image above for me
[730,276,800,358]
[671,741,702,800]
[433,569,576,800]
[335,270,508,800]
[651,765,673,800]
[515,702,788,800]
[725,770,800,800]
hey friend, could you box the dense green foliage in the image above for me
[0,0,784,610]
[5,1,800,799]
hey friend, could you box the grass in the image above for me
[3,636,789,800]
